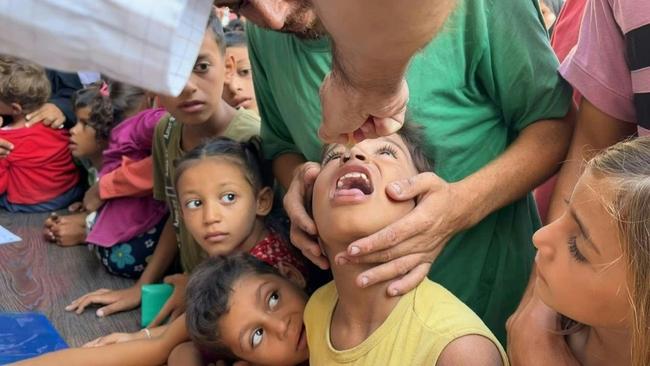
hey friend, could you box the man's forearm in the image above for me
[314,0,455,93]
[454,112,575,229]
[273,152,307,190]
[546,98,637,222]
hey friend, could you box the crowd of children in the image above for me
[1,2,649,366]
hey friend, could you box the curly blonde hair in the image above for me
[0,55,50,114]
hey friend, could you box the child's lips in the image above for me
[205,231,228,243]
[178,100,205,113]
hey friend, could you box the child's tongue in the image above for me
[335,188,366,197]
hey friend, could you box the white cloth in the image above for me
[0,0,213,96]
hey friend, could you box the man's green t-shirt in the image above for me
[249,0,571,342]
[152,109,261,273]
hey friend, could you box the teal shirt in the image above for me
[250,0,571,343]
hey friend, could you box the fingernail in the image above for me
[360,276,369,287]
[96,309,104,317]
[387,120,402,134]
[65,305,72,311]
[389,288,399,296]
[349,246,360,255]
[391,182,402,195]
[336,256,349,265]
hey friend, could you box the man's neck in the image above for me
[570,325,631,366]
[181,100,237,152]
[326,241,403,351]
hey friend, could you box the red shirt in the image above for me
[0,123,79,204]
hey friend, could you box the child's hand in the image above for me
[65,285,141,317]
[49,213,87,246]
[25,102,66,129]
[83,183,104,212]
[82,331,140,348]
[68,201,85,212]
[284,162,329,269]
[43,213,59,242]
[148,274,188,327]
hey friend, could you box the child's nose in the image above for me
[532,223,557,258]
[228,76,242,93]
[267,315,290,339]
[202,204,222,224]
[342,148,367,163]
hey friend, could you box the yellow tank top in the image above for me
[304,279,509,365]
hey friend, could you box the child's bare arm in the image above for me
[167,341,203,366]
[83,325,170,348]
[436,335,505,366]
[13,316,189,366]
[65,217,178,317]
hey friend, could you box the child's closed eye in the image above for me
[376,144,398,158]
[323,150,343,164]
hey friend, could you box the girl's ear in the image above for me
[11,102,23,116]
[255,187,273,216]
[224,53,236,84]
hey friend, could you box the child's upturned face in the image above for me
[223,46,257,112]
[312,135,419,245]
[158,31,226,125]
[534,171,629,328]
[69,107,102,158]
[218,273,309,366]
[178,158,266,256]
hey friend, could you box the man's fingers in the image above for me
[386,262,431,296]
[386,172,442,201]
[373,116,405,137]
[354,254,425,290]
[291,225,329,269]
[283,193,317,236]
[347,209,425,257]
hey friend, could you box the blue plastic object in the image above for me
[0,312,68,364]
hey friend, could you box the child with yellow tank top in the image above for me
[306,124,509,366]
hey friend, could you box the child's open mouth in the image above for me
[332,166,374,203]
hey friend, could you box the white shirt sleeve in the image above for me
[0,0,213,96]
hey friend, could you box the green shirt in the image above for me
[152,109,261,272]
[249,0,571,343]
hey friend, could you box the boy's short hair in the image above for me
[320,122,435,173]
[0,55,50,114]
[207,11,227,54]
[185,253,281,360]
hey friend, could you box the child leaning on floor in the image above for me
[65,10,261,318]
[11,254,309,366]
[306,123,509,365]
[0,55,82,212]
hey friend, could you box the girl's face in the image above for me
[534,171,630,328]
[178,158,272,256]
[223,46,258,113]
[218,273,309,366]
[158,31,227,125]
[69,107,102,158]
[312,135,419,245]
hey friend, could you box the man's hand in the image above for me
[148,274,188,327]
[0,138,13,158]
[83,183,104,212]
[507,293,581,366]
[335,172,471,296]
[317,72,408,144]
[65,285,142,317]
[283,162,329,269]
[25,103,66,129]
